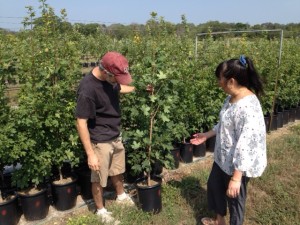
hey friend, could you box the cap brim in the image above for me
[115,73,133,85]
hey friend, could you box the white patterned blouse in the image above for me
[212,95,267,178]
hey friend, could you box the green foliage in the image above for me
[276,37,300,109]
[6,0,83,188]
[0,32,19,178]
[121,18,196,176]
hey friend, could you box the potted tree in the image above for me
[8,1,83,220]
[48,95,81,211]
[0,98,19,225]
[124,69,180,213]
[0,117,20,225]
[122,21,188,212]
[0,33,21,225]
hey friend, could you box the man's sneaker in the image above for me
[116,194,135,206]
[96,209,120,225]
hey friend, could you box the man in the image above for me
[75,51,135,224]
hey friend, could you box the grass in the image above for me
[245,124,300,225]
[66,123,300,225]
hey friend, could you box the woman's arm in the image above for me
[190,130,216,145]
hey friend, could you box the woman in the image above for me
[191,56,267,225]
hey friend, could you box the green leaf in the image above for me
[157,71,167,80]
[150,95,157,102]
[131,141,141,150]
[141,105,150,116]
[160,113,170,122]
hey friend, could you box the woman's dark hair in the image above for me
[215,56,264,96]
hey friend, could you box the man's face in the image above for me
[105,73,117,85]
[99,64,117,84]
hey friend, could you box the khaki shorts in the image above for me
[91,138,125,187]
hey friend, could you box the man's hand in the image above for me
[120,84,135,93]
[87,152,100,171]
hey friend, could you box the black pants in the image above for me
[207,162,250,225]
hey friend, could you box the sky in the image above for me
[0,0,300,31]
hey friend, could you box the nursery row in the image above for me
[0,3,300,223]
[0,139,211,224]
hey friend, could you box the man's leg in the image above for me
[92,182,104,209]
[111,174,125,195]
[111,173,135,206]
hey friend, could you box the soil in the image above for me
[17,120,300,225]
[136,179,159,187]
[0,194,15,204]
[52,177,74,185]
[18,187,44,196]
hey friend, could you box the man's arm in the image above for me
[120,84,135,94]
[76,118,100,171]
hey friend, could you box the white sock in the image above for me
[117,192,127,200]
[97,208,107,214]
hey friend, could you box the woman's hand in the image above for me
[226,179,241,198]
[190,133,207,145]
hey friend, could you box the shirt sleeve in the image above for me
[232,103,266,176]
[75,94,96,119]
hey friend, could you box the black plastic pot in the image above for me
[295,105,300,120]
[270,114,278,131]
[206,136,216,152]
[82,62,89,68]
[170,147,180,169]
[0,195,20,225]
[277,111,284,128]
[296,105,300,120]
[264,116,270,132]
[180,143,193,163]
[282,109,289,125]
[76,168,93,200]
[193,142,206,157]
[136,176,162,214]
[51,176,78,211]
[288,107,296,123]
[18,188,49,221]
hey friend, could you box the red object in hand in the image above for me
[146,84,154,94]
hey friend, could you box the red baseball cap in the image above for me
[100,51,133,85]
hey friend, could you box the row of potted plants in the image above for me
[0,2,84,223]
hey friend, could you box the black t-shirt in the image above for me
[75,72,121,143]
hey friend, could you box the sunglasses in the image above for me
[99,63,115,77]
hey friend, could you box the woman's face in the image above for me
[218,74,234,95]
[217,74,230,93]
